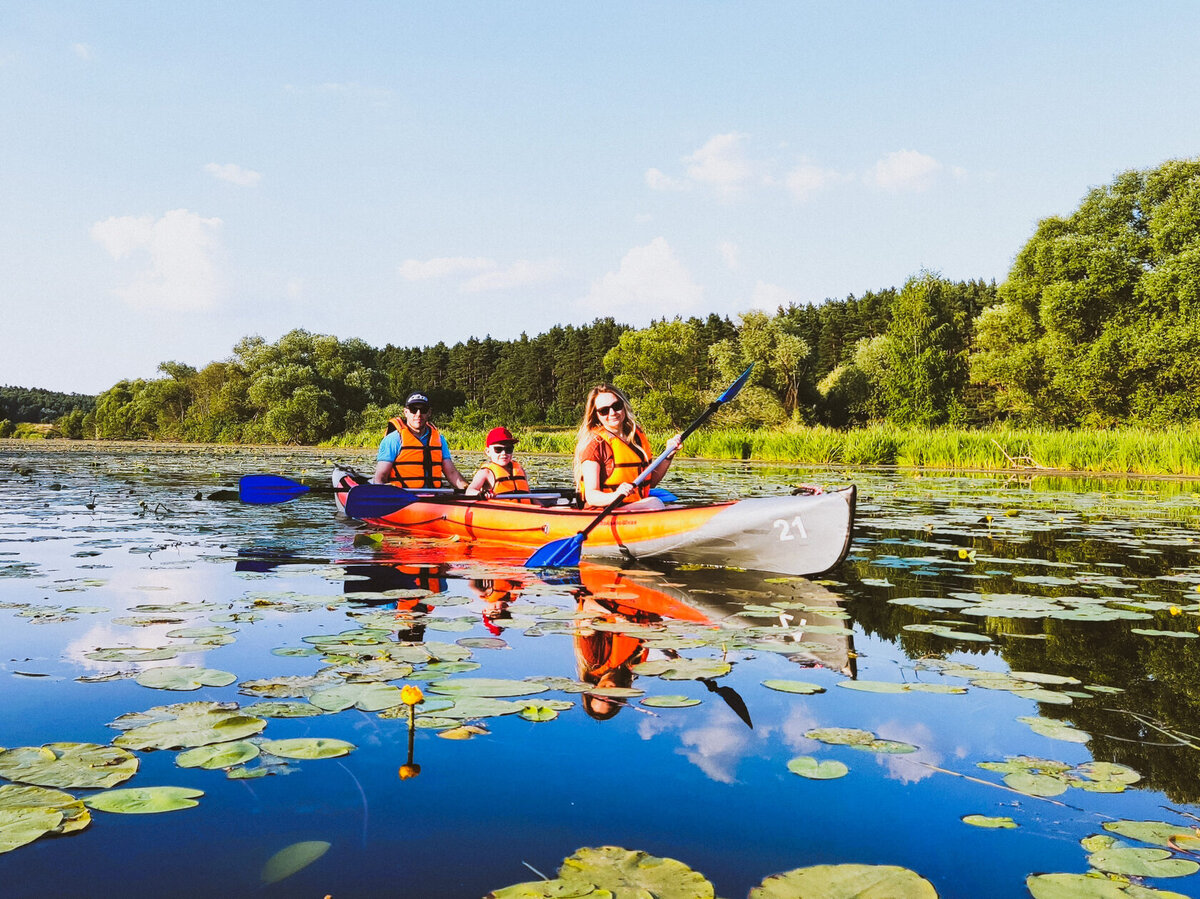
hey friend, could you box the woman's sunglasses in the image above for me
[595,400,624,416]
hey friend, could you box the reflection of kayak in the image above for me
[332,467,856,577]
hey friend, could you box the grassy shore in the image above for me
[328,423,1200,477]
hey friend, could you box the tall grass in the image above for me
[323,423,1200,477]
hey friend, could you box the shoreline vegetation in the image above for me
[7,423,1200,479]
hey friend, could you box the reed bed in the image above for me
[326,423,1200,477]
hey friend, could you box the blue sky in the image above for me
[4,2,1200,395]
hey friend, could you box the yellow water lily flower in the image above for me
[1171,606,1182,616]
[400,685,424,706]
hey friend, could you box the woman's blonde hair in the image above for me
[573,383,640,482]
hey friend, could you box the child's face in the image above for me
[487,443,515,463]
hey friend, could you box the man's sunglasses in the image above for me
[595,400,624,416]
[406,405,429,413]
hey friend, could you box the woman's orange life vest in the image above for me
[480,460,531,501]
[578,427,653,506]
[385,418,445,488]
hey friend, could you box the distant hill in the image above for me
[0,385,96,423]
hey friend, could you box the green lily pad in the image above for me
[308,682,406,712]
[762,680,825,695]
[242,701,324,718]
[84,786,204,814]
[963,815,1017,828]
[1017,716,1091,743]
[259,738,355,760]
[0,743,138,789]
[135,666,237,691]
[631,658,732,680]
[640,695,702,708]
[428,678,550,698]
[1004,772,1069,797]
[549,846,714,898]
[1087,847,1199,877]
[0,784,90,835]
[0,807,63,854]
[176,741,260,769]
[519,705,559,722]
[805,727,876,746]
[836,680,910,693]
[1075,761,1140,786]
[1102,820,1200,850]
[261,839,331,884]
[111,702,267,751]
[438,724,489,740]
[1027,872,1193,898]
[787,756,849,780]
[750,864,937,898]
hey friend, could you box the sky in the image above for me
[3,2,1200,395]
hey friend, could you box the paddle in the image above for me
[344,483,565,519]
[525,363,754,569]
[239,474,345,504]
[701,677,753,729]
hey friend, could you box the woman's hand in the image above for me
[614,482,634,498]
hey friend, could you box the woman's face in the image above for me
[593,392,626,430]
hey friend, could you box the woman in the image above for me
[573,384,680,511]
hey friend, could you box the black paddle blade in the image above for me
[524,533,585,569]
[343,484,422,519]
[238,474,311,504]
[703,678,753,729]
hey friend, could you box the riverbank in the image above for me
[9,422,1200,477]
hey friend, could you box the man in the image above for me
[371,392,468,489]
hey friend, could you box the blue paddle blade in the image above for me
[718,363,754,403]
[239,475,311,504]
[343,484,422,519]
[525,533,585,569]
[649,486,679,503]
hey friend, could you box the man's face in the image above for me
[404,404,429,430]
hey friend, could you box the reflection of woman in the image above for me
[574,596,654,720]
[573,384,679,511]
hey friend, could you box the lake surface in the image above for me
[3,443,1200,898]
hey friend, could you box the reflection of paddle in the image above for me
[701,677,753,729]
[525,364,754,569]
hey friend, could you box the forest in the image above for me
[8,156,1200,447]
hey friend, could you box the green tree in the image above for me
[603,319,706,428]
[971,156,1200,426]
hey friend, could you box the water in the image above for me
[2,443,1200,898]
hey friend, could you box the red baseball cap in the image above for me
[485,426,517,447]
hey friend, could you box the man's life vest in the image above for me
[578,427,653,506]
[481,460,531,501]
[385,418,445,488]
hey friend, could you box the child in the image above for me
[466,427,531,501]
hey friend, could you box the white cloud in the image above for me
[718,241,740,270]
[645,167,689,192]
[398,256,494,281]
[869,149,943,193]
[581,238,703,317]
[677,720,755,783]
[462,259,563,293]
[684,132,755,197]
[72,43,92,60]
[749,281,794,311]
[785,160,848,201]
[90,209,224,311]
[203,162,262,187]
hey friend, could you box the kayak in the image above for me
[331,467,856,576]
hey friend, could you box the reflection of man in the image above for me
[469,578,517,635]
[372,392,468,489]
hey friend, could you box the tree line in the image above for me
[10,156,1200,444]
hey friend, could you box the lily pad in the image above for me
[519,705,559,722]
[640,695,702,708]
[963,814,1017,828]
[0,743,138,789]
[762,680,825,695]
[1102,819,1200,850]
[428,678,550,698]
[631,658,732,680]
[1027,872,1193,898]
[111,702,266,751]
[750,864,937,898]
[0,784,89,837]
[176,741,260,769]
[1087,847,1199,878]
[1017,716,1091,744]
[787,756,849,780]
[84,786,203,814]
[261,839,331,884]
[135,666,237,691]
[259,738,355,760]
[547,846,715,898]
[0,807,63,854]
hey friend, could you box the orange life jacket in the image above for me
[578,427,653,506]
[385,419,445,488]
[480,460,532,502]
